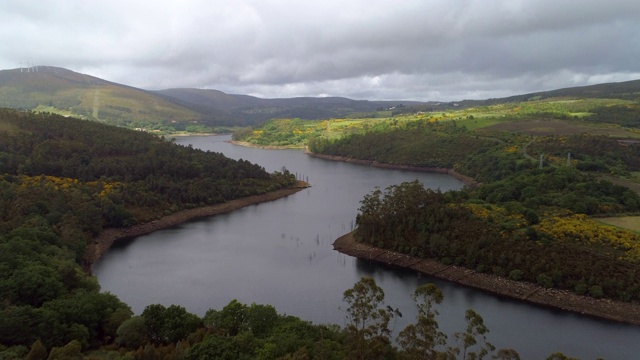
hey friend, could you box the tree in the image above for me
[141,304,201,344]
[25,340,47,360]
[451,309,495,360]
[142,304,167,344]
[246,303,279,337]
[162,305,202,343]
[545,353,578,360]
[7,265,65,307]
[494,348,521,360]
[116,316,148,349]
[204,300,248,337]
[342,277,397,359]
[397,283,447,358]
[184,335,246,360]
[46,339,82,360]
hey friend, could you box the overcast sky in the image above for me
[1,0,639,101]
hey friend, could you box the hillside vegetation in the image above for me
[0,67,214,131]
[0,66,420,133]
[0,108,530,358]
[234,84,640,304]
[0,108,299,352]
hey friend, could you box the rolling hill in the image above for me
[2,65,639,132]
[0,66,424,130]
[395,79,640,113]
[0,66,211,129]
[155,88,424,123]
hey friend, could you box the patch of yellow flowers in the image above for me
[18,175,123,199]
[537,214,640,262]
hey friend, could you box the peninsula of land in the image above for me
[333,232,640,326]
[84,181,309,272]
[304,150,478,187]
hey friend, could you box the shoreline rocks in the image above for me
[303,150,478,187]
[333,231,640,326]
[84,181,309,273]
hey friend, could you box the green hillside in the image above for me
[0,66,424,132]
[0,107,303,357]
[234,79,640,148]
[0,67,232,131]
[155,88,422,124]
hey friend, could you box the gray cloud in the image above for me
[1,0,639,101]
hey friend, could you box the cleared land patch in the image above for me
[597,216,640,233]
[479,119,640,137]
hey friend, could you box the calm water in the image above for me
[94,135,640,359]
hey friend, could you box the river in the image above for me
[94,135,640,359]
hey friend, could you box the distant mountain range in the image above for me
[0,66,421,129]
[0,66,638,130]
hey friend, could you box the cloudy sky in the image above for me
[1,0,639,101]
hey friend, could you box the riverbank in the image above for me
[304,150,478,187]
[229,141,477,186]
[333,232,640,325]
[84,181,310,273]
[229,140,304,150]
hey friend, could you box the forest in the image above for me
[0,108,309,358]
[0,104,635,358]
[4,271,550,359]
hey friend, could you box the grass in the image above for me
[461,117,508,130]
[596,216,640,233]
[477,119,640,138]
[33,105,76,117]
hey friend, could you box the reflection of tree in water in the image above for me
[355,258,418,282]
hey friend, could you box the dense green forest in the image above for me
[355,180,640,301]
[308,121,493,168]
[0,108,299,358]
[2,274,539,359]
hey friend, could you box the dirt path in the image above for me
[83,181,309,273]
[333,232,640,326]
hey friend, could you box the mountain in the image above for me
[0,66,217,129]
[154,88,423,123]
[2,65,638,130]
[0,66,424,129]
[405,79,640,112]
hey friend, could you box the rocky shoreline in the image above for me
[228,140,304,150]
[304,150,478,187]
[333,232,640,326]
[229,141,477,186]
[83,181,310,273]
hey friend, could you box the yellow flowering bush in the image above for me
[537,214,640,262]
[19,175,123,199]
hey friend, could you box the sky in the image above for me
[1,0,639,101]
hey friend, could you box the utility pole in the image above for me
[567,152,571,167]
